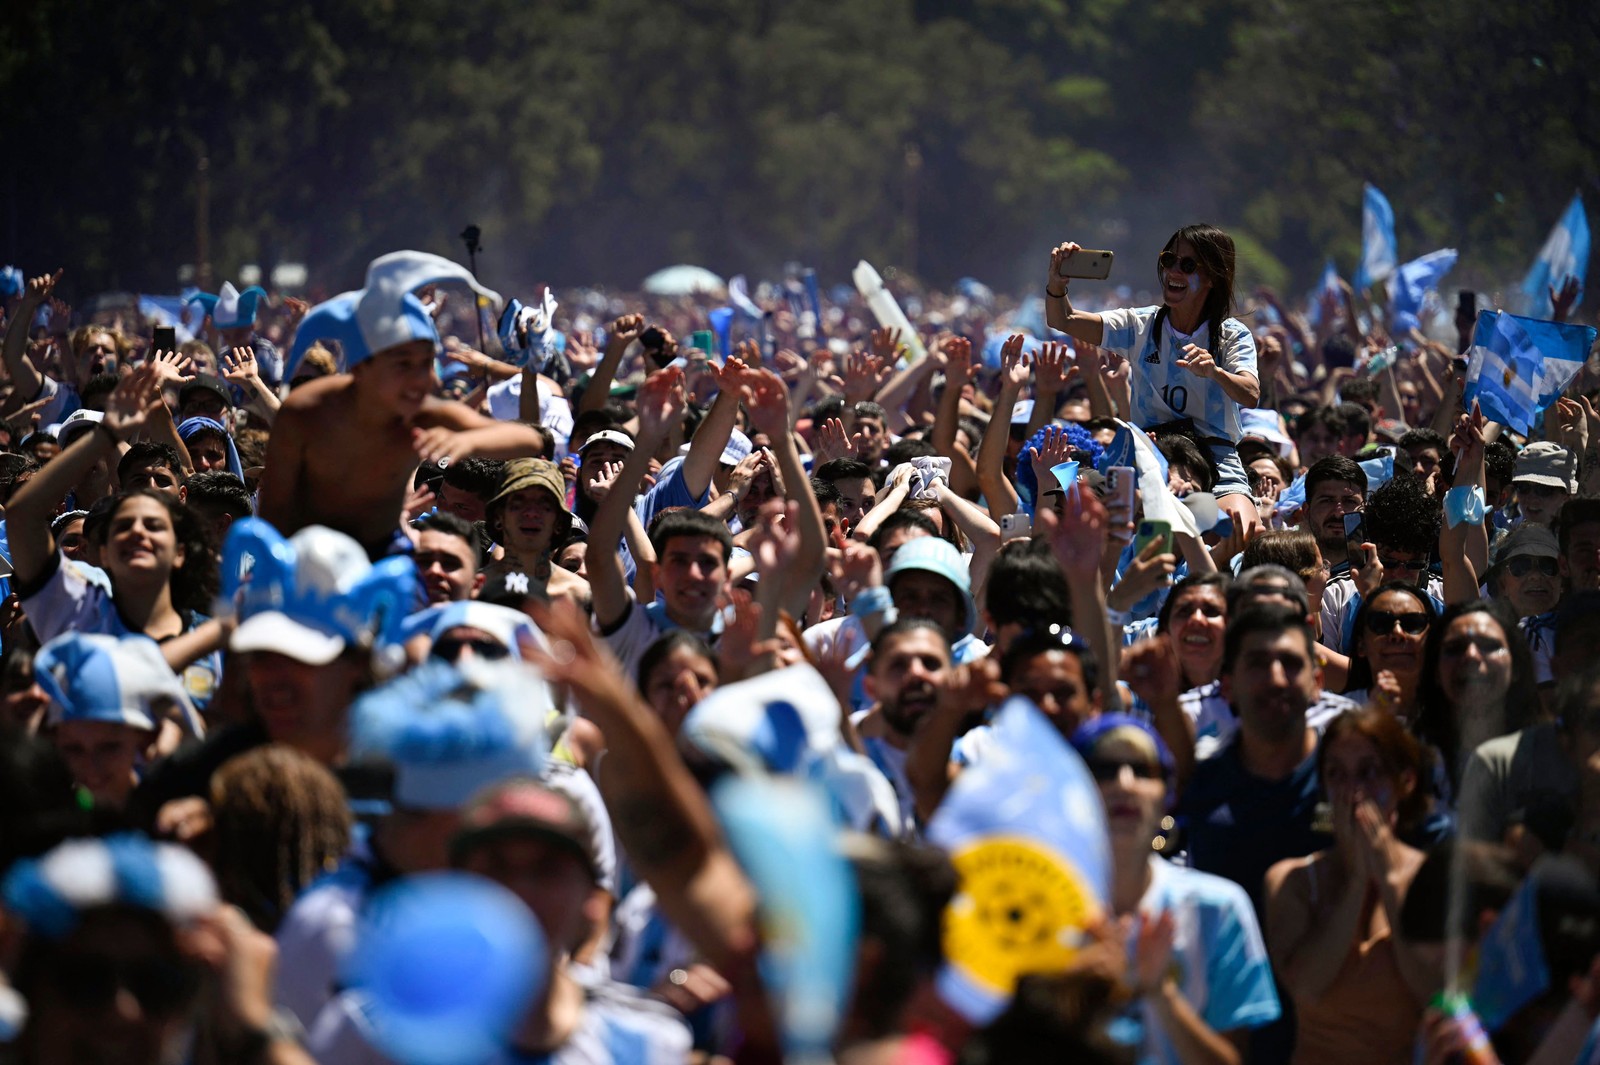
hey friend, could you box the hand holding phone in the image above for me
[1056,248,1115,281]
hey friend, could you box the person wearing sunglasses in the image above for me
[1343,583,1436,728]
[1324,472,1446,657]
[1070,713,1281,1064]
[1045,225,1262,540]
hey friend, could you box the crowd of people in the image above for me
[0,224,1598,1065]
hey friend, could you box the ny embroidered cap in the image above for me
[35,632,202,736]
[2,833,218,940]
[348,659,553,810]
[343,872,546,1065]
[1514,441,1577,493]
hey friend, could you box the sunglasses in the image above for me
[49,953,198,1016]
[1157,251,1200,274]
[431,636,511,662]
[1506,555,1559,578]
[1086,757,1163,783]
[1364,610,1430,636]
[1379,556,1430,573]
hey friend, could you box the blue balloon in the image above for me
[344,872,547,1065]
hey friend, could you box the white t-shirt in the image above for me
[1097,307,1257,441]
[485,376,575,456]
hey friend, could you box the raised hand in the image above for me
[401,483,436,524]
[829,541,883,602]
[103,365,163,440]
[1110,542,1177,612]
[843,350,891,404]
[282,296,310,324]
[22,268,62,306]
[1047,242,1082,293]
[941,335,974,387]
[46,297,72,334]
[565,333,600,370]
[1034,340,1073,395]
[1035,479,1109,584]
[1553,396,1588,456]
[1026,424,1073,493]
[1552,275,1582,324]
[715,350,754,396]
[870,327,903,363]
[804,349,846,392]
[750,498,803,579]
[220,346,260,386]
[606,313,646,351]
[636,365,687,443]
[1120,634,1182,709]
[148,348,197,388]
[998,333,1031,391]
[741,367,791,438]
[815,416,863,464]
[587,459,626,504]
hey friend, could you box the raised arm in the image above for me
[974,335,1029,518]
[588,367,685,629]
[742,366,826,615]
[220,346,281,425]
[1439,405,1490,605]
[1037,487,1123,713]
[524,601,761,975]
[2,269,58,400]
[1043,242,1107,345]
[144,350,198,473]
[410,400,545,466]
[578,314,644,415]
[9,367,157,586]
[678,349,751,499]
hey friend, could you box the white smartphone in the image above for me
[1106,466,1136,516]
[1056,249,1115,281]
[999,512,1032,542]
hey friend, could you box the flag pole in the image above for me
[460,225,487,355]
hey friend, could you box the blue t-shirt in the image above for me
[619,456,710,586]
[1177,733,1330,914]
[1098,307,1257,441]
[1110,857,1282,1064]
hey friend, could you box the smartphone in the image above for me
[689,330,716,358]
[638,325,672,368]
[1105,466,1136,517]
[152,325,177,354]
[1457,290,1477,316]
[1134,519,1172,557]
[999,512,1032,542]
[1343,512,1366,546]
[1057,249,1114,281]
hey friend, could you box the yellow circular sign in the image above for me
[943,835,1096,995]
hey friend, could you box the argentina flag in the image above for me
[1464,310,1598,436]
[1522,193,1590,318]
[1354,183,1398,292]
[1387,248,1457,334]
[926,696,1110,1024]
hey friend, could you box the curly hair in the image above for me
[209,745,352,932]
[1363,473,1441,555]
[109,489,220,616]
[1014,423,1106,506]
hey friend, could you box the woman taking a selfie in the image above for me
[1045,225,1261,534]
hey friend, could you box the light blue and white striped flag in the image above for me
[1305,259,1342,328]
[1355,183,1398,293]
[1522,193,1589,318]
[1387,248,1457,334]
[1464,310,1598,436]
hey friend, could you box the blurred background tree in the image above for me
[0,0,1593,301]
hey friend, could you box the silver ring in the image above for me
[668,968,689,987]
[436,455,451,469]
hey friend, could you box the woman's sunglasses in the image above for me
[1085,756,1163,783]
[1157,251,1200,274]
[1364,610,1430,636]
[1506,556,1559,578]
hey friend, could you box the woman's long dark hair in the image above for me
[1344,581,1437,695]
[1415,599,1538,787]
[1150,223,1237,350]
[109,489,220,617]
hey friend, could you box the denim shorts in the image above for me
[1207,442,1252,499]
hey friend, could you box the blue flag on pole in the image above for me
[926,696,1110,1024]
[1305,259,1342,328]
[1464,310,1598,436]
[1522,193,1590,318]
[1355,183,1398,293]
[1387,248,1457,334]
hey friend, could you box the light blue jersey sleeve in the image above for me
[1196,873,1281,1032]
